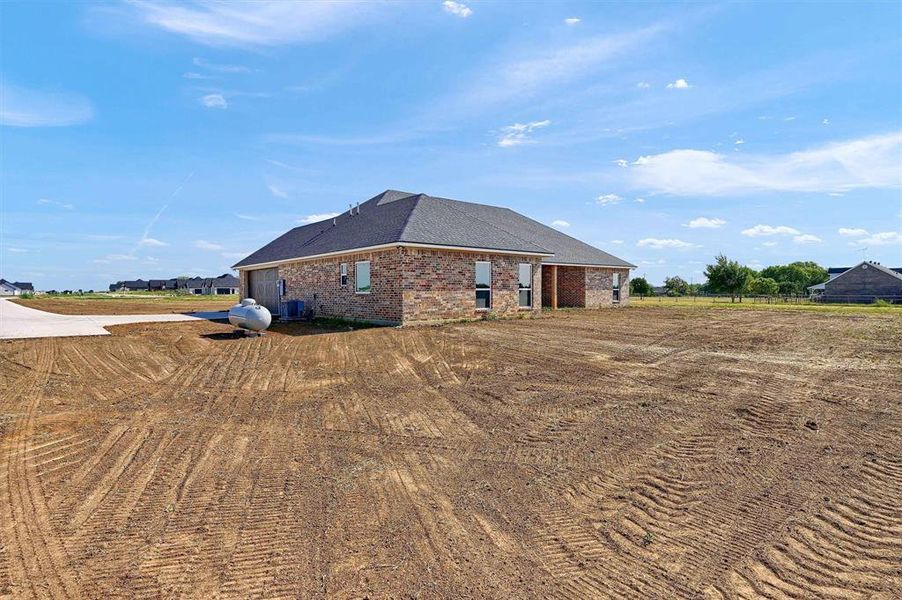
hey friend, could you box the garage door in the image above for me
[247,268,279,313]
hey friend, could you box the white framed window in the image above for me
[475,261,491,309]
[518,263,533,308]
[612,272,621,303]
[355,261,371,294]
[340,263,348,287]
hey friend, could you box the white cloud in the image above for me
[636,81,651,89]
[221,251,250,259]
[838,227,868,237]
[564,17,581,25]
[298,212,340,224]
[195,240,224,251]
[267,184,288,198]
[735,139,745,145]
[762,241,778,247]
[1,81,93,127]
[793,234,822,244]
[628,132,902,196]
[609,239,624,245]
[7,247,27,253]
[105,254,137,261]
[666,78,691,89]
[596,193,622,206]
[139,237,168,247]
[443,1,472,18]
[182,72,213,80]
[686,217,726,229]
[823,118,830,126]
[37,198,74,210]
[637,238,698,249]
[192,57,252,73]
[235,213,262,221]
[200,93,228,109]
[741,225,800,237]
[550,219,570,228]
[125,1,380,46]
[634,197,645,203]
[497,119,551,147]
[613,159,629,168]
[857,231,902,246]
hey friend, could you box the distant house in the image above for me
[808,261,902,303]
[233,190,634,324]
[0,279,33,296]
[110,275,238,295]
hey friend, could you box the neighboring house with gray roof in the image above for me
[808,261,902,303]
[0,279,33,296]
[233,190,636,324]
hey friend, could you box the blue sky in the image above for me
[1,1,900,289]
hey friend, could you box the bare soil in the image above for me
[11,297,237,315]
[0,307,899,599]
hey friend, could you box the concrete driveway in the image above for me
[0,298,228,340]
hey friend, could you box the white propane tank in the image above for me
[228,298,272,332]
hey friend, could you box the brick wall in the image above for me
[557,266,586,307]
[585,267,631,308]
[238,270,249,299]
[400,248,542,324]
[279,249,404,324]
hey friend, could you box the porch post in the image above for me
[552,265,558,310]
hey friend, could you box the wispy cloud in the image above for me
[200,93,228,109]
[126,1,383,47]
[550,219,570,228]
[497,119,551,147]
[7,247,28,253]
[596,193,622,206]
[564,17,581,25]
[637,238,698,249]
[195,240,224,251]
[37,198,75,210]
[838,227,868,237]
[856,231,901,246]
[793,234,822,244]
[685,217,726,229]
[139,237,168,247]
[221,251,250,259]
[629,132,902,196]
[298,212,340,224]
[1,81,93,127]
[235,213,262,221]
[267,184,288,199]
[442,1,472,18]
[741,225,800,237]
[192,57,253,73]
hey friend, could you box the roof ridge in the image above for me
[401,195,552,254]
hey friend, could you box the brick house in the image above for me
[233,190,635,325]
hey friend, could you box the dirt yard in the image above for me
[0,307,899,599]
[11,296,237,315]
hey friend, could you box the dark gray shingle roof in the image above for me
[233,190,635,269]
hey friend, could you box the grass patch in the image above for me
[628,296,902,316]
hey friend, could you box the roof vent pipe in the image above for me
[333,217,337,226]
[356,202,360,214]
[349,203,353,214]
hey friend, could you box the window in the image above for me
[518,263,533,308]
[475,261,491,309]
[612,272,621,303]
[340,263,348,287]
[355,261,371,293]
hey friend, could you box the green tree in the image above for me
[748,276,779,297]
[664,276,690,296]
[704,254,754,302]
[759,261,828,296]
[630,276,653,297]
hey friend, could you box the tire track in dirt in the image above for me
[0,340,81,598]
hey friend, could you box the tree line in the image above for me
[629,255,829,302]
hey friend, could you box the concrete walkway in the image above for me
[0,298,228,340]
